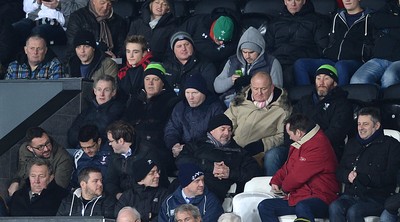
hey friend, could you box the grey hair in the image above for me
[116,206,141,221]
[218,213,241,222]
[174,204,201,221]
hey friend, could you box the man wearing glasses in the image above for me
[70,124,112,188]
[8,127,73,197]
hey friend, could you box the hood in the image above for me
[236,27,265,65]
[140,0,175,24]
[282,0,315,16]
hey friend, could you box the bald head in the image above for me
[116,207,141,222]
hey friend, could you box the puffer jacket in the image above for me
[271,125,340,206]
[265,1,330,65]
[323,8,374,62]
[128,0,176,61]
[164,95,225,149]
[114,183,169,221]
[214,26,283,94]
[56,188,115,218]
[158,186,223,222]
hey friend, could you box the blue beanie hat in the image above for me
[178,163,204,188]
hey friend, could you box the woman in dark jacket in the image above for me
[128,0,177,61]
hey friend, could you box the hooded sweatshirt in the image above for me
[214,27,283,94]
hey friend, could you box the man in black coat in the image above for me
[9,158,69,216]
[329,107,400,221]
[176,114,262,201]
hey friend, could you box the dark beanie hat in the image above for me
[132,159,156,182]
[178,163,204,188]
[73,30,97,49]
[184,74,208,95]
[316,64,338,83]
[207,114,233,132]
[170,31,194,50]
[144,62,166,82]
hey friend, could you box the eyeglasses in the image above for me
[29,141,51,151]
[80,142,97,150]
[108,139,116,143]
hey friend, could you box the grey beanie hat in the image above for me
[170,31,194,50]
[241,42,262,54]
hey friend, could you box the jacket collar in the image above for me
[291,124,320,149]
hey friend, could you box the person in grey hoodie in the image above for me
[214,26,283,106]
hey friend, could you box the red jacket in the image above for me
[271,125,340,206]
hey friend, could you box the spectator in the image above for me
[176,114,262,202]
[218,213,241,222]
[214,26,283,106]
[158,163,223,222]
[114,159,169,221]
[9,158,69,216]
[181,7,240,71]
[117,35,153,102]
[67,75,124,148]
[128,0,176,61]
[66,29,118,79]
[105,120,169,200]
[163,31,217,96]
[70,125,112,188]
[265,0,330,88]
[258,114,340,222]
[164,74,225,158]
[6,34,64,79]
[174,204,202,222]
[67,0,127,59]
[123,63,179,174]
[57,167,115,218]
[350,0,400,89]
[329,107,400,221]
[380,193,400,222]
[291,64,352,161]
[8,127,73,197]
[225,71,291,166]
[294,0,373,86]
[116,206,142,222]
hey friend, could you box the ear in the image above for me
[80,180,86,189]
[27,145,33,153]
[24,46,28,55]
[375,121,381,130]
[97,137,102,145]
[49,174,55,182]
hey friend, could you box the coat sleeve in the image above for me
[229,153,262,183]
[313,16,330,56]
[114,191,130,217]
[56,197,70,216]
[214,60,234,94]
[202,193,224,222]
[261,111,287,152]
[200,63,217,94]
[164,104,184,149]
[158,199,170,222]
[270,59,283,88]
[101,57,118,78]
[53,146,74,189]
[60,0,88,26]
[323,99,353,146]
[104,157,122,198]
[49,58,64,79]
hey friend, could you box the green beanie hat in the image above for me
[316,64,338,83]
[213,16,234,41]
[144,62,166,82]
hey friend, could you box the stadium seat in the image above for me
[310,0,338,17]
[381,84,400,131]
[193,0,238,15]
[360,0,386,11]
[233,192,274,222]
[242,0,284,18]
[288,85,314,105]
[113,0,135,27]
[384,129,400,142]
[244,176,271,193]
[174,1,190,25]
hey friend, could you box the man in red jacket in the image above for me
[258,113,340,222]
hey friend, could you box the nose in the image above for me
[35,177,40,183]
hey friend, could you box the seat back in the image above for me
[384,129,400,142]
[193,0,238,15]
[244,176,272,193]
[288,85,314,106]
[243,0,284,18]
[310,0,338,17]
[381,84,400,131]
[232,192,274,222]
[360,0,386,11]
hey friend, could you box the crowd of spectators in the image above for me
[1,0,400,221]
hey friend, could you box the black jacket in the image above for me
[57,189,115,218]
[180,7,241,67]
[337,132,400,203]
[104,146,170,198]
[128,0,177,61]
[265,1,330,65]
[176,137,262,201]
[163,54,217,96]
[9,180,69,216]
[293,87,353,160]
[370,0,400,61]
[66,5,127,58]
[114,184,169,221]
[323,9,373,62]
[68,97,125,148]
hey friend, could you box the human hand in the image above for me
[231,74,241,83]
[8,182,19,197]
[213,161,230,180]
[172,143,184,158]
[42,0,59,9]
[348,170,357,183]
[105,50,116,58]
[271,184,280,192]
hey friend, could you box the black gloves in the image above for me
[244,139,264,156]
[233,75,252,92]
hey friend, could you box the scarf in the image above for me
[117,52,153,79]
[356,127,384,146]
[206,132,227,148]
[89,2,114,52]
[252,92,274,109]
